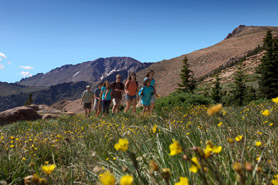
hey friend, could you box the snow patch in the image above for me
[73,71,80,78]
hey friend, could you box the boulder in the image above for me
[0,106,41,125]
[41,114,60,120]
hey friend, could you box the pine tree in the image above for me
[177,56,196,93]
[232,66,246,106]
[257,31,278,98]
[211,74,222,103]
[24,93,33,106]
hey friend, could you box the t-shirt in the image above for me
[108,82,124,99]
[82,90,94,103]
[144,77,155,86]
[125,80,138,96]
[139,86,154,106]
[94,88,101,98]
[101,86,112,100]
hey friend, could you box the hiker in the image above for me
[107,74,125,115]
[81,85,94,117]
[93,82,103,117]
[124,72,139,114]
[100,80,112,117]
[144,70,159,113]
[139,78,154,114]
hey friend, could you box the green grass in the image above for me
[1,101,278,184]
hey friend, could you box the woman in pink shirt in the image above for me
[124,72,138,114]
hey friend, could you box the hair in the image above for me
[103,80,109,88]
[98,82,103,87]
[128,72,136,81]
[116,74,121,78]
[146,70,154,77]
[143,78,150,86]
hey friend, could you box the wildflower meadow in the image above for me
[1,97,278,185]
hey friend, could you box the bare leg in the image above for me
[88,108,92,117]
[125,100,131,113]
[150,103,155,113]
[132,98,136,114]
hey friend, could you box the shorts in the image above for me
[83,103,92,109]
[102,100,111,114]
[93,98,99,110]
[112,98,121,106]
[126,95,136,100]
[150,95,155,103]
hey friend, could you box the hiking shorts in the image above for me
[112,98,121,107]
[150,95,155,103]
[126,95,136,100]
[93,98,99,110]
[84,103,92,109]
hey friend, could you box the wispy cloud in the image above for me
[20,71,32,78]
[0,52,7,59]
[7,61,12,64]
[20,66,34,70]
[0,64,4,70]
[0,58,2,61]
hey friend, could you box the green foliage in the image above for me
[24,93,33,106]
[177,56,196,93]
[155,92,213,115]
[211,74,222,103]
[257,31,278,99]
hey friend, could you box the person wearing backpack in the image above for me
[138,78,154,114]
[144,70,159,113]
[106,74,125,115]
[124,72,138,114]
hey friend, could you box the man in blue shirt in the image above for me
[93,82,103,117]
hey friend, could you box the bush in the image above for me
[155,92,213,116]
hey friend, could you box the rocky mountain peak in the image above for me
[225,25,247,40]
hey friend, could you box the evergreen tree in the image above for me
[244,86,257,104]
[232,66,246,106]
[177,56,196,93]
[24,93,33,106]
[257,31,278,98]
[211,74,222,103]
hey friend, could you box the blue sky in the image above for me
[1,0,278,83]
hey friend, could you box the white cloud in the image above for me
[0,52,7,59]
[20,71,32,78]
[0,64,4,70]
[20,66,34,70]
[0,58,2,61]
[7,61,12,64]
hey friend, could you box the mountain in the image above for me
[17,57,151,87]
[135,25,278,96]
[0,81,45,97]
[0,81,89,112]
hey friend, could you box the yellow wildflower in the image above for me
[235,135,243,142]
[41,164,56,175]
[272,97,278,104]
[255,141,262,147]
[10,145,15,148]
[261,109,270,117]
[120,175,133,185]
[22,157,26,161]
[207,104,222,116]
[114,138,129,152]
[189,157,201,173]
[174,177,189,185]
[169,139,182,156]
[99,171,116,185]
[233,162,242,172]
[218,122,223,127]
[270,123,273,126]
[152,124,157,133]
[212,146,222,154]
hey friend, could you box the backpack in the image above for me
[126,80,139,90]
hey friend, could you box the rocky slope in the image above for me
[135,25,278,96]
[17,57,151,87]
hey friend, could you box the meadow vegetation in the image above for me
[1,96,278,185]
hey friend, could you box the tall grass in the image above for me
[1,100,278,184]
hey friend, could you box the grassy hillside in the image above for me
[1,99,278,184]
[0,82,45,97]
[136,26,278,96]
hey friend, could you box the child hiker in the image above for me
[138,78,154,114]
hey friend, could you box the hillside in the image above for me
[0,82,45,97]
[0,81,89,112]
[17,57,151,87]
[136,25,278,96]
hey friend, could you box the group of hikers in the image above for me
[81,70,159,117]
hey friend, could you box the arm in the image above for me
[153,84,159,97]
